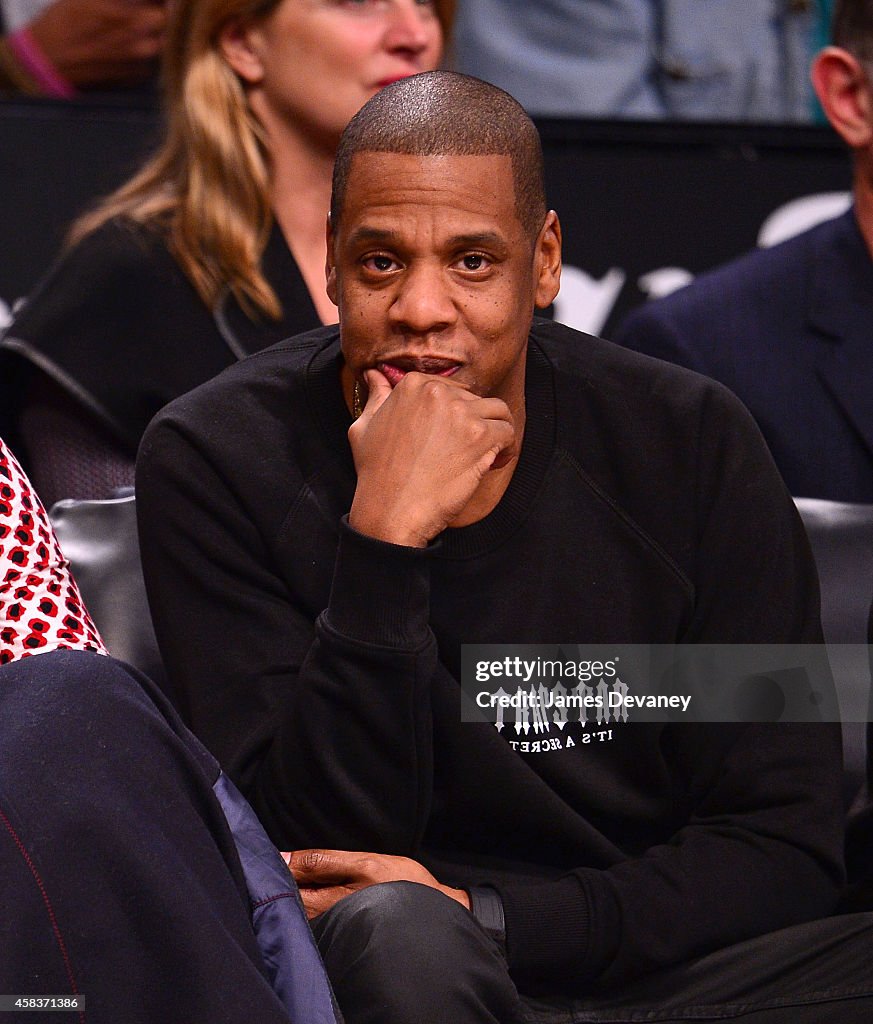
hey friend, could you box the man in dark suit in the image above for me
[615,0,873,503]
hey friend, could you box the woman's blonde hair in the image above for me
[72,0,454,321]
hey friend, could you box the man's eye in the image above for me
[363,255,397,272]
[459,253,490,271]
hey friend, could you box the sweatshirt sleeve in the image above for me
[137,414,439,853]
[261,519,440,849]
[487,380,844,988]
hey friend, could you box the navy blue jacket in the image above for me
[615,210,873,503]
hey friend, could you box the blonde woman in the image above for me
[0,0,449,506]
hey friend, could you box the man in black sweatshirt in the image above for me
[137,72,873,1023]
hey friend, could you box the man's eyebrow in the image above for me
[346,226,399,247]
[445,231,510,252]
[344,227,510,251]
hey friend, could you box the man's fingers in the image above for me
[298,885,350,920]
[357,368,393,421]
[288,848,364,883]
[469,395,514,423]
[486,425,519,470]
[465,409,516,471]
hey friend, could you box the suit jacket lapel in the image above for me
[808,210,873,462]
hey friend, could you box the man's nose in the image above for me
[383,0,437,58]
[389,264,457,335]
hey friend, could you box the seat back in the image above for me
[49,493,168,693]
[793,498,873,807]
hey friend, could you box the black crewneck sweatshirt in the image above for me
[139,319,842,993]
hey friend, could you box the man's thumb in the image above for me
[358,368,392,418]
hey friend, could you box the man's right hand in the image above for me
[28,0,166,90]
[348,369,517,548]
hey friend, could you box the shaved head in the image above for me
[331,71,547,243]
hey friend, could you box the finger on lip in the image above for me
[376,363,406,389]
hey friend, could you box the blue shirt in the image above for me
[453,0,816,121]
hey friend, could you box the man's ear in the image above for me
[533,210,562,309]
[218,17,266,85]
[812,46,873,149]
[325,213,338,306]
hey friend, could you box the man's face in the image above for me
[327,151,561,416]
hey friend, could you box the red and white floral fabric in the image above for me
[0,438,105,664]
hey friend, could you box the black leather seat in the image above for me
[793,498,873,808]
[49,492,168,693]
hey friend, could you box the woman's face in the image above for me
[228,0,443,148]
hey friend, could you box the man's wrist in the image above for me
[347,515,429,549]
[348,495,432,548]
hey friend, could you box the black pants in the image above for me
[0,650,294,1024]
[312,881,873,1024]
